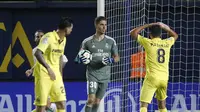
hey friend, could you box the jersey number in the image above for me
[60,86,65,94]
[157,49,165,63]
[89,81,97,89]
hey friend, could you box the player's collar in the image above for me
[93,34,105,42]
[53,30,60,40]
[152,37,161,40]
[53,30,66,44]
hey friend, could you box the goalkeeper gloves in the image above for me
[79,55,91,64]
[102,56,114,65]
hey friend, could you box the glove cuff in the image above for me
[110,58,115,63]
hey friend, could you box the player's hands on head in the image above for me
[47,68,56,80]
[102,56,114,65]
[149,22,158,26]
[157,22,170,30]
[25,69,33,77]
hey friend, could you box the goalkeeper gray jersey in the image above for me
[81,35,118,82]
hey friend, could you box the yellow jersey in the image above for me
[34,31,66,75]
[137,35,175,80]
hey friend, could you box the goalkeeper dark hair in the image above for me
[94,16,107,25]
[149,25,162,37]
[35,30,43,33]
[58,17,73,30]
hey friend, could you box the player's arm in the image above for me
[34,36,50,69]
[35,49,50,69]
[158,22,178,41]
[130,23,157,40]
[112,40,120,63]
[102,39,119,65]
[74,39,87,64]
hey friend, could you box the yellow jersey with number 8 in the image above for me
[137,35,175,80]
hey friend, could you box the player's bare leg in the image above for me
[140,101,148,112]
[85,94,95,112]
[157,99,167,112]
[92,98,101,112]
[36,106,46,112]
[55,101,66,112]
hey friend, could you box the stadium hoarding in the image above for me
[0,82,199,112]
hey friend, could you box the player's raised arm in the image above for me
[158,22,178,41]
[130,23,156,40]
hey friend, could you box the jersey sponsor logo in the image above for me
[0,21,34,72]
[92,49,109,57]
[150,43,169,48]
[92,53,109,57]
[52,49,62,53]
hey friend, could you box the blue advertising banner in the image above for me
[0,82,199,112]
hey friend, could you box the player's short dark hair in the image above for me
[95,16,107,25]
[149,25,162,37]
[58,17,73,30]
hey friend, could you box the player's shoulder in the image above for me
[105,35,116,45]
[137,34,149,41]
[164,37,174,41]
[43,31,55,38]
[41,31,55,43]
[82,35,93,44]
[163,37,175,44]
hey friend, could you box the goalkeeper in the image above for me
[130,22,178,112]
[75,16,120,112]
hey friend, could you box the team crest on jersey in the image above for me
[105,43,109,49]
[92,44,95,48]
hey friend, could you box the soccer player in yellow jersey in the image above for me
[130,22,178,112]
[33,17,73,112]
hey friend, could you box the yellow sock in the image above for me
[57,109,65,112]
[159,108,167,112]
[140,107,147,112]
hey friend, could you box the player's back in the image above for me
[137,35,175,80]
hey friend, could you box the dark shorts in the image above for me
[87,81,108,99]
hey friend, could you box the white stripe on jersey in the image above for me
[81,35,93,48]
[105,35,117,46]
